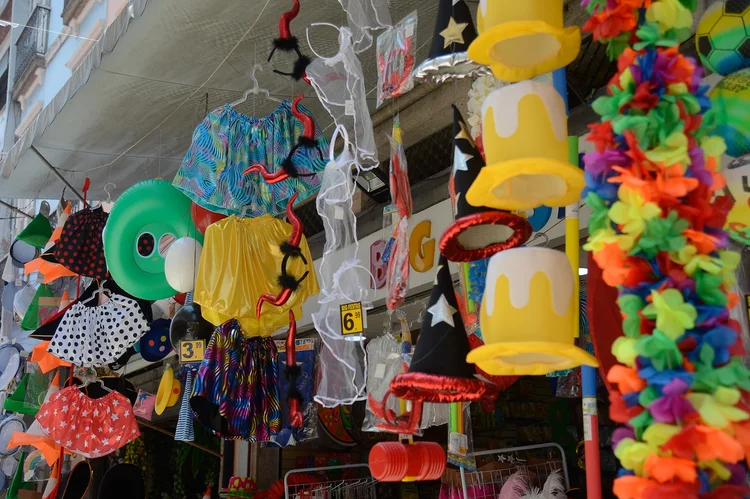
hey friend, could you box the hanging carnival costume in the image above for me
[191,193,318,336]
[172,98,328,218]
[48,291,150,367]
[273,336,318,446]
[334,0,391,53]
[267,0,311,81]
[391,255,498,402]
[580,1,747,497]
[190,129,317,441]
[414,0,488,83]
[190,320,280,441]
[386,117,411,311]
[54,203,109,280]
[306,26,379,169]
[439,106,532,262]
[243,96,323,200]
[312,125,371,407]
[36,386,140,458]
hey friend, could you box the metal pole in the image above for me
[31,146,89,208]
[0,199,32,219]
[554,67,602,499]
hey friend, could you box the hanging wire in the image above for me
[78,0,274,174]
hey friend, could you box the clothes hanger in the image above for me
[230,63,283,107]
[81,279,111,305]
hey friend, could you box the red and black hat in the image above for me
[439,106,532,262]
[390,255,497,403]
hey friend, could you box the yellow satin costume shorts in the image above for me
[194,215,319,337]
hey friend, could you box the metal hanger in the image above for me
[103,182,116,204]
[81,280,111,305]
[230,63,283,107]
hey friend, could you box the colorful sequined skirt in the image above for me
[172,100,328,217]
[190,320,280,441]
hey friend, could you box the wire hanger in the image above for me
[230,63,283,107]
[103,182,116,204]
[81,279,111,305]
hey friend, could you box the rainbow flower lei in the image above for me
[581,1,748,498]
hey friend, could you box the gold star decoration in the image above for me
[440,17,468,49]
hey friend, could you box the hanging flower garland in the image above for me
[581,1,748,498]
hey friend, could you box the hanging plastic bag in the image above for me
[376,12,418,107]
[306,25,378,169]
[312,126,374,408]
[271,338,319,446]
[385,116,411,311]
[336,0,391,53]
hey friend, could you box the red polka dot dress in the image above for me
[53,206,110,279]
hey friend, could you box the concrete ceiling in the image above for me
[0,0,443,199]
[0,0,606,201]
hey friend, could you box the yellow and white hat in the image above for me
[468,0,581,82]
[465,80,584,211]
[466,247,598,376]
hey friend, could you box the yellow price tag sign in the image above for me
[340,302,364,336]
[179,339,206,364]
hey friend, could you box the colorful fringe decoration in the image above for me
[581,1,748,498]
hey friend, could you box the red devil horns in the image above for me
[286,192,302,247]
[285,310,297,367]
[255,194,304,317]
[291,95,315,141]
[278,0,300,40]
[243,164,290,184]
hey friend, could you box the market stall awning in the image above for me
[0,0,440,200]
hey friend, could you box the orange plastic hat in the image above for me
[30,342,71,374]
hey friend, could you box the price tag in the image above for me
[344,100,355,116]
[179,340,205,364]
[448,432,468,456]
[340,302,364,336]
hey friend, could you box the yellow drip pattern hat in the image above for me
[466,247,598,376]
[469,0,581,82]
[466,80,584,211]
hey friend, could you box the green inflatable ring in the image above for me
[103,179,203,300]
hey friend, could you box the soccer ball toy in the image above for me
[697,0,750,77]
[710,68,750,158]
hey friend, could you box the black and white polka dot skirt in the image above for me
[49,294,150,367]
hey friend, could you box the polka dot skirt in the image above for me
[49,294,150,367]
[53,206,110,279]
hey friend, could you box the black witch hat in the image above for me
[414,0,489,82]
[390,254,496,403]
[438,106,532,262]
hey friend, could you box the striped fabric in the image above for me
[175,370,195,442]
